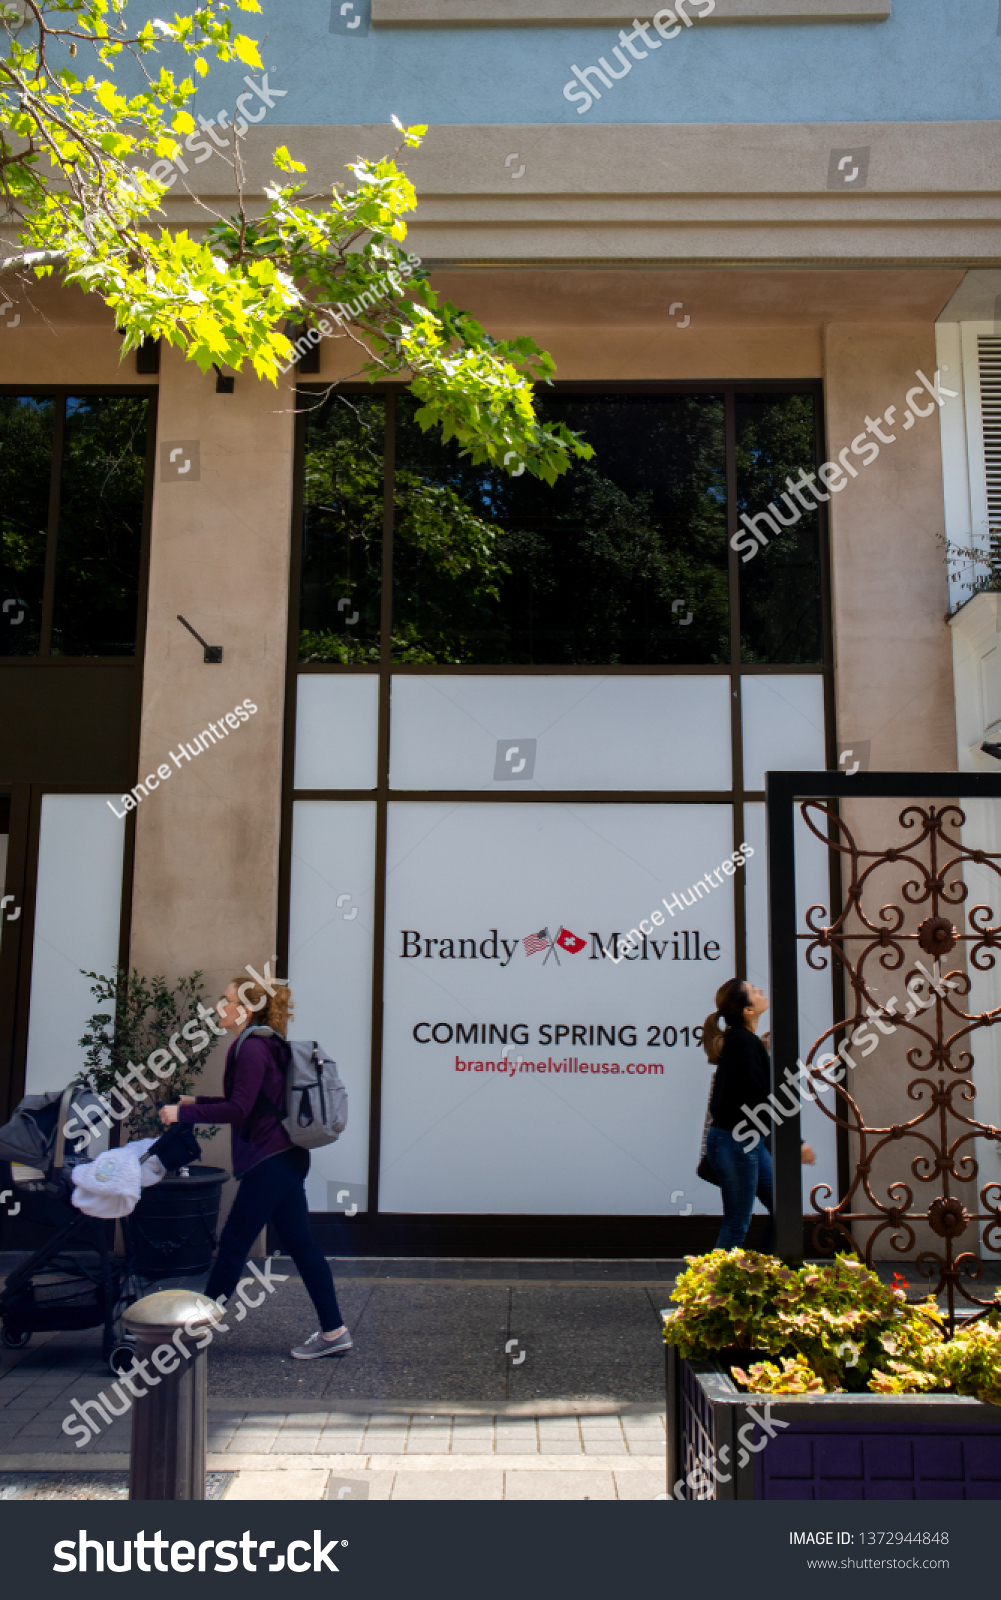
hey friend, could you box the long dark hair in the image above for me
[701,977,748,1064]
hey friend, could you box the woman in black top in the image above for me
[701,977,774,1251]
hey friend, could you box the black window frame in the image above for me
[0,384,158,662]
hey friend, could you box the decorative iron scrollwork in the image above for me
[797,801,1001,1333]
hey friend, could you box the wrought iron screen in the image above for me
[766,771,1001,1332]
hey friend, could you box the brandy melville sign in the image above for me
[399,928,721,966]
[379,801,734,1216]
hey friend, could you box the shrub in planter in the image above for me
[662,1248,1001,1404]
[76,966,220,1145]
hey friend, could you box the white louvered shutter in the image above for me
[978,335,1001,544]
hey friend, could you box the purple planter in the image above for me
[667,1348,1001,1501]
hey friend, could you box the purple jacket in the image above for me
[179,1032,291,1176]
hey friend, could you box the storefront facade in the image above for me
[1,0,994,1252]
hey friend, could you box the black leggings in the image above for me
[205,1146,343,1332]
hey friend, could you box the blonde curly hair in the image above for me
[231,976,293,1038]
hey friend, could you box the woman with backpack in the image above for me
[158,976,351,1360]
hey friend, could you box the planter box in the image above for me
[666,1346,1001,1500]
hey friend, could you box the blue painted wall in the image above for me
[151,0,1001,129]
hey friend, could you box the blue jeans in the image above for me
[205,1147,343,1331]
[706,1126,774,1252]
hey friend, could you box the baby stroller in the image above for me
[0,1085,202,1373]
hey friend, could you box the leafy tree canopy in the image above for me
[0,1,591,483]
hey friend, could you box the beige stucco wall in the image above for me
[822,322,956,770]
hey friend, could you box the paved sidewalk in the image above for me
[0,1408,668,1500]
[0,1257,672,1499]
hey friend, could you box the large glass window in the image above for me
[393,392,728,666]
[53,396,149,656]
[736,392,824,665]
[298,385,823,669]
[0,396,54,657]
[0,390,152,658]
[299,395,384,663]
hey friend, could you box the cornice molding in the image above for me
[371,0,891,26]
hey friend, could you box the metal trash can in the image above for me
[127,1165,228,1277]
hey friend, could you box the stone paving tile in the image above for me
[225,1468,329,1501]
[318,1439,365,1458]
[391,1470,503,1501]
[362,1431,410,1452]
[505,1470,617,1500]
[622,1439,664,1456]
[325,1470,396,1501]
[228,1431,280,1453]
[613,1471,666,1500]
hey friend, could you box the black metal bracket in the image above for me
[212,363,235,393]
[176,614,222,663]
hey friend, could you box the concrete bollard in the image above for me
[123,1288,223,1501]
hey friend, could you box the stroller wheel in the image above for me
[1,1324,30,1350]
[108,1340,136,1377]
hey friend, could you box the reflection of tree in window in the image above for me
[736,394,823,665]
[300,396,385,663]
[52,397,149,656]
[393,393,728,666]
[0,397,53,657]
[299,394,509,665]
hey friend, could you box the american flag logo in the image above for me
[523,928,550,956]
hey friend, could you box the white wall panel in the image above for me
[294,674,379,791]
[741,675,826,791]
[25,796,125,1094]
[380,801,734,1214]
[288,801,377,1213]
[389,675,731,792]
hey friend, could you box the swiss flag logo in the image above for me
[556,927,586,954]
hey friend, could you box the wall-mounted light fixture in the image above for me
[177,613,223,663]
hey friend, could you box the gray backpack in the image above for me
[235,1026,347,1150]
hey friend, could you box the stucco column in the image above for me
[823,322,956,769]
[128,342,295,1048]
